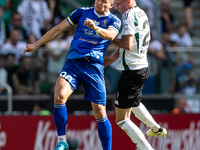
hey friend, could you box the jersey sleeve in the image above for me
[108,16,121,34]
[122,12,136,36]
[67,8,84,26]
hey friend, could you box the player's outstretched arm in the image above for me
[84,19,118,41]
[23,19,70,54]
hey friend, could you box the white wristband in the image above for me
[95,27,101,34]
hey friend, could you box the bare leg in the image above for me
[54,77,73,104]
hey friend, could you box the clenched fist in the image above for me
[23,44,37,55]
[84,19,98,31]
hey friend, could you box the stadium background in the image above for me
[0,0,199,149]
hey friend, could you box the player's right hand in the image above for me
[23,44,37,55]
[103,56,115,66]
[84,19,96,31]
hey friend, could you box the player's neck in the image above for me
[94,10,110,17]
[122,2,137,14]
[129,1,137,9]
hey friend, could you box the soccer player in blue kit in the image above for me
[23,0,121,150]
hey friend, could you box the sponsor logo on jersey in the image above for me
[94,20,99,26]
[79,38,99,45]
[85,18,99,26]
[101,19,107,27]
[83,29,99,37]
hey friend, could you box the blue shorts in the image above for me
[59,58,106,105]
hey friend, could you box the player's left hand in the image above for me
[84,19,97,31]
[103,56,115,66]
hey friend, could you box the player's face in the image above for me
[95,0,114,15]
[115,0,128,14]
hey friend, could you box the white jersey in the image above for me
[117,6,150,70]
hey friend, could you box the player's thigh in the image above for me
[115,107,132,123]
[54,76,73,104]
[81,61,106,105]
[91,102,107,119]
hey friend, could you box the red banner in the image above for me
[0,114,199,150]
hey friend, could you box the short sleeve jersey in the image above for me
[117,6,150,70]
[66,7,121,64]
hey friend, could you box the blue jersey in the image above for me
[66,7,121,64]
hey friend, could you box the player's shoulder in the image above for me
[77,7,94,12]
[123,6,147,20]
[109,13,121,22]
[122,7,135,21]
[70,7,94,16]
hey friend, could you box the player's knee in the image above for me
[54,92,66,104]
[97,111,106,119]
[95,108,106,119]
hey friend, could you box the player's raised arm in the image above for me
[84,19,120,41]
[23,19,71,54]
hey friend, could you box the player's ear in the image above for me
[109,3,114,9]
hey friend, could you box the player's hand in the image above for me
[23,44,37,55]
[103,56,115,66]
[84,19,97,31]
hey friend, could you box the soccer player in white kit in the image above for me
[104,0,167,149]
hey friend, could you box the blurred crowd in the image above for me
[0,0,200,96]
[0,0,75,95]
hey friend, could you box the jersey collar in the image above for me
[94,9,110,18]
